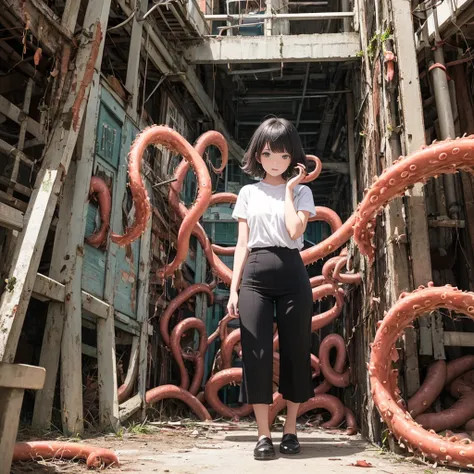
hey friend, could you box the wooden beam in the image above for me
[0,202,23,232]
[0,137,36,168]
[0,363,46,472]
[119,393,142,422]
[125,0,149,120]
[15,79,34,154]
[0,388,24,473]
[0,362,46,390]
[33,273,65,302]
[137,202,152,419]
[0,14,106,443]
[444,331,474,347]
[392,0,444,366]
[0,95,44,143]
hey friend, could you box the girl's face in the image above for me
[258,144,292,178]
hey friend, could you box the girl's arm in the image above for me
[285,188,310,240]
[230,219,250,293]
[285,163,310,240]
[227,219,249,317]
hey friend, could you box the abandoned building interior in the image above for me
[2,0,474,470]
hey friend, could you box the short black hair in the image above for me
[241,117,308,180]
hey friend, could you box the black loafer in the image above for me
[254,437,276,460]
[280,433,300,455]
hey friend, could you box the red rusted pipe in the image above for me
[333,256,362,285]
[319,334,350,388]
[110,126,161,247]
[146,384,212,421]
[302,155,322,183]
[297,394,346,428]
[159,283,214,348]
[86,176,111,248]
[221,329,242,369]
[309,206,343,234]
[407,360,446,418]
[355,137,474,261]
[204,368,253,419]
[170,317,208,395]
[300,215,355,266]
[446,356,474,385]
[311,288,345,332]
[370,284,474,468]
[13,441,119,468]
[344,407,358,435]
[117,337,139,404]
[322,256,346,282]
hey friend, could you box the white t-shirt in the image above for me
[231,181,316,250]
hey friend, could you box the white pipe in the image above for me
[204,12,354,20]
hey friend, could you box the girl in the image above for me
[227,117,316,460]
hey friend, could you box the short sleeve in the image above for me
[232,186,249,220]
[295,185,316,217]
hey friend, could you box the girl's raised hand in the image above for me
[286,163,307,190]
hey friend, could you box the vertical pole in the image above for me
[346,92,357,210]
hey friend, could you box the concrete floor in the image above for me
[12,422,461,473]
[111,426,443,473]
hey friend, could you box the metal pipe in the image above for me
[238,119,321,125]
[428,9,459,218]
[341,0,351,32]
[287,1,328,5]
[234,91,350,101]
[296,64,310,129]
[204,12,354,20]
[346,92,357,210]
[227,67,281,75]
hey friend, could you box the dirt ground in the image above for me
[11,421,465,474]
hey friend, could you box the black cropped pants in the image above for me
[238,246,314,405]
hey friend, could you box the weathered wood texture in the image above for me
[0,18,104,365]
[30,3,113,434]
[0,363,45,473]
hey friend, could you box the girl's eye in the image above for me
[262,152,270,157]
[283,155,290,160]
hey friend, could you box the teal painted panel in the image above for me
[82,162,116,298]
[113,120,140,319]
[96,104,122,168]
[82,202,107,298]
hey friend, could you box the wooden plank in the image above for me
[32,272,109,318]
[0,137,36,168]
[0,202,23,232]
[125,0,149,120]
[97,306,119,430]
[0,388,24,474]
[82,343,97,358]
[392,0,444,391]
[0,362,46,390]
[0,12,107,440]
[0,176,32,197]
[33,273,65,302]
[444,331,474,347]
[95,103,131,433]
[15,79,34,156]
[0,190,28,213]
[82,291,109,319]
[119,393,142,422]
[137,204,152,418]
[0,95,44,143]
